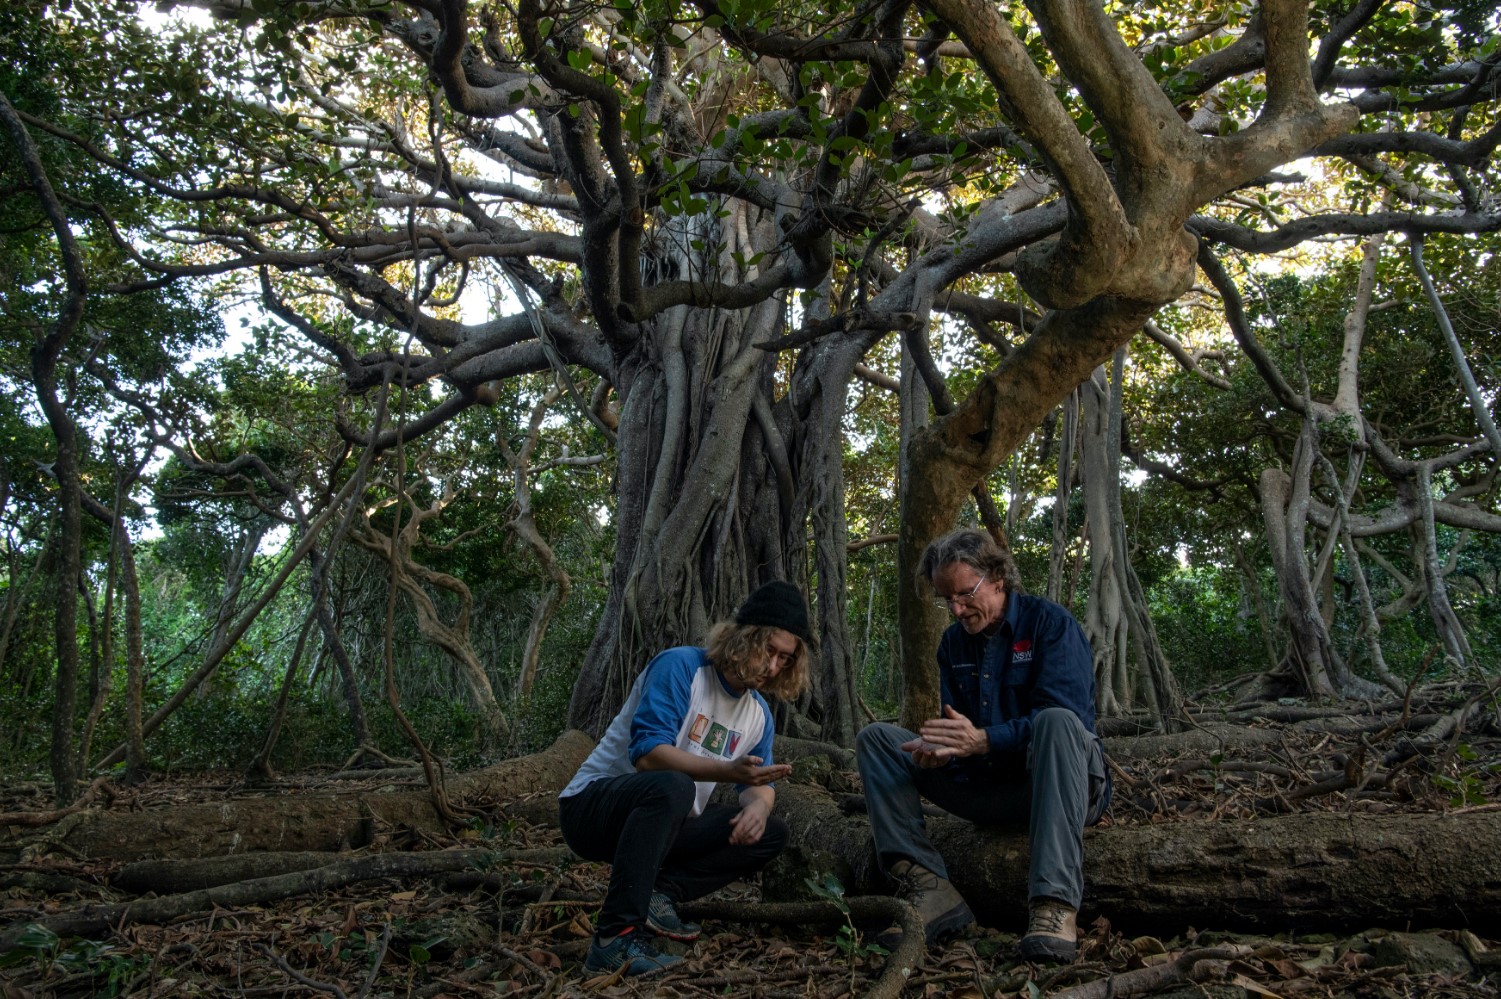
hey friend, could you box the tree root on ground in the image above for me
[1049,945,1254,999]
[0,847,569,954]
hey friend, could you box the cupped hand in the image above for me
[724,755,792,786]
[899,735,954,768]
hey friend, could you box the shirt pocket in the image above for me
[1000,662,1031,716]
[948,662,981,705]
[1001,662,1031,689]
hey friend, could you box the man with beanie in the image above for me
[857,529,1110,962]
[559,581,813,976]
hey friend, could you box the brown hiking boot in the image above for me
[875,860,975,949]
[1018,897,1078,962]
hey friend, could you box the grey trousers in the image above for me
[855,707,1109,909]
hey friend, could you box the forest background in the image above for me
[2,0,1501,993]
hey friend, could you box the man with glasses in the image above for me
[856,528,1110,962]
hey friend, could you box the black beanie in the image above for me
[734,580,811,643]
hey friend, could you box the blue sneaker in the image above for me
[645,891,701,941]
[583,928,683,977]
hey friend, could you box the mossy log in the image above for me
[768,783,1501,934]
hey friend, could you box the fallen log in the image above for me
[768,785,1501,935]
[1101,724,1285,761]
[13,729,1501,937]
[113,850,354,894]
[2,730,593,863]
[0,849,509,953]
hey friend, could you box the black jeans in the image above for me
[559,770,790,936]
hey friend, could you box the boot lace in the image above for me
[892,865,939,904]
[1029,902,1071,936]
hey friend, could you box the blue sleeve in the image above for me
[734,696,778,794]
[984,605,1093,754]
[627,649,697,765]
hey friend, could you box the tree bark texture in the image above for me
[2,93,88,807]
[789,339,868,745]
[768,784,1501,934]
[565,267,865,740]
[1082,365,1131,715]
[10,730,592,863]
[1258,427,1341,698]
[1076,359,1182,727]
[79,492,151,779]
[1046,389,1079,605]
[566,298,787,734]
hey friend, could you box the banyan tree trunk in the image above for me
[566,297,795,734]
[1258,422,1341,699]
[1080,360,1182,726]
[565,206,864,739]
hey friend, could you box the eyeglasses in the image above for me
[933,574,987,610]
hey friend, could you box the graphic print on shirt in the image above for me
[559,648,777,818]
[702,722,743,756]
[1012,638,1034,663]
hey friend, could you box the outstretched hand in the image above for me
[723,755,791,786]
[901,705,988,766]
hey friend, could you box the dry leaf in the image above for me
[1266,957,1307,977]
[1132,935,1168,956]
[1230,973,1284,998]
[1456,929,1490,960]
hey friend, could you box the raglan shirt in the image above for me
[560,646,777,816]
[937,591,1101,780]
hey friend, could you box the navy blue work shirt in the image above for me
[936,590,1098,777]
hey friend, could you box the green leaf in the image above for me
[12,924,60,953]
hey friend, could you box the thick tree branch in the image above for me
[922,0,1131,308]
[1194,209,1501,253]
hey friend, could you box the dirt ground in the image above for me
[2,686,1500,997]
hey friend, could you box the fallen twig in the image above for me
[0,849,515,953]
[679,896,925,999]
[1049,945,1253,999]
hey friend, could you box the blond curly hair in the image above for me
[706,621,810,701]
